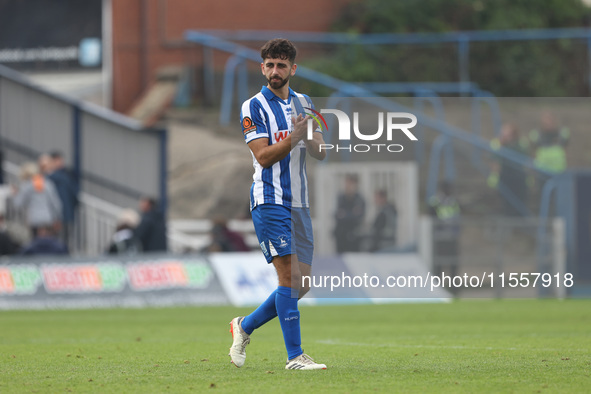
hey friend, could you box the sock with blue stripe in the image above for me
[241,290,277,335]
[276,286,302,360]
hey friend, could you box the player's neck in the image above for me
[267,84,290,101]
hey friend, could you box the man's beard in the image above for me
[268,75,289,89]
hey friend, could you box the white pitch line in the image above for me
[315,339,587,353]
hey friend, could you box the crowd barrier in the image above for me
[0,253,227,310]
[0,252,448,310]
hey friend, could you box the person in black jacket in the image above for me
[47,151,79,246]
[428,181,461,280]
[333,174,366,253]
[134,196,167,252]
[0,214,20,256]
[369,189,398,252]
[107,209,141,255]
[21,225,68,256]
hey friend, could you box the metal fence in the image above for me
[78,109,164,208]
[0,64,167,210]
[0,64,169,256]
[422,216,566,298]
[2,161,197,257]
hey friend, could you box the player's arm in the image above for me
[248,114,310,168]
[304,131,327,161]
[248,136,294,168]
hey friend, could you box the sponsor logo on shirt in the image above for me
[242,117,256,134]
[274,130,289,142]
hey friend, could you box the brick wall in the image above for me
[111,0,350,113]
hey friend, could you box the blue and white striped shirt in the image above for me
[240,86,314,210]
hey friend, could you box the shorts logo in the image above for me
[277,235,289,248]
[242,117,256,134]
[260,241,268,255]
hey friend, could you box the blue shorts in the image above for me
[251,204,314,265]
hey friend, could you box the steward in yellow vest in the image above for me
[529,113,569,173]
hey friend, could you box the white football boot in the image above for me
[228,317,250,367]
[285,353,327,370]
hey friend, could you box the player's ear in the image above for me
[261,62,265,75]
[291,63,297,76]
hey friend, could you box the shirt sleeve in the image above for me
[241,99,269,144]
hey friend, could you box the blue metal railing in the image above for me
[184,29,591,292]
[184,29,564,267]
[537,176,561,269]
[191,27,591,94]
[189,29,505,186]
[187,28,591,43]
[357,82,479,95]
[184,31,553,199]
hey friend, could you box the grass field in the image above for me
[1,299,590,393]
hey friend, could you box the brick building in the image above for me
[110,0,350,113]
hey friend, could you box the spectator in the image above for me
[12,162,62,239]
[21,225,68,256]
[134,196,167,252]
[107,209,141,255]
[429,181,460,223]
[368,189,398,252]
[528,112,569,174]
[0,214,20,256]
[428,181,461,280]
[37,153,51,176]
[333,174,366,253]
[205,218,250,252]
[46,151,79,246]
[0,149,3,185]
[488,123,529,216]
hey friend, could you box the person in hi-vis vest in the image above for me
[488,123,529,216]
[529,112,569,174]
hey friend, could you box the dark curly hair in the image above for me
[260,38,297,64]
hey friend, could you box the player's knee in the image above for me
[289,271,302,290]
[273,255,303,288]
[299,283,310,298]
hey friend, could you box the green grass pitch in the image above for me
[1,299,590,393]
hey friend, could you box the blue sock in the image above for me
[241,290,278,335]
[276,286,302,360]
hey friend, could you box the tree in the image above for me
[305,0,591,96]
